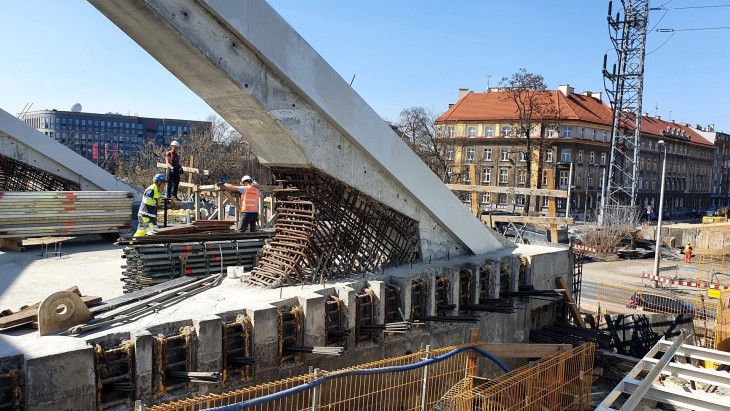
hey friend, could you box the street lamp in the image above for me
[653,140,668,277]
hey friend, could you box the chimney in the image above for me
[448,103,454,109]
[458,88,470,100]
[591,91,602,100]
[558,84,574,96]
[655,115,661,120]
[643,112,648,117]
[708,124,715,132]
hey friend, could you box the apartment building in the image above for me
[435,85,714,219]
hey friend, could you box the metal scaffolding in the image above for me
[600,0,649,222]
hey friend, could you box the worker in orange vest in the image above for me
[221,175,264,232]
[684,242,693,263]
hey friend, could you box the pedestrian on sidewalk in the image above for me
[684,242,693,263]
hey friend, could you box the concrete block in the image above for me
[457,262,479,306]
[193,315,223,372]
[250,305,280,371]
[490,261,501,299]
[367,281,387,323]
[334,285,358,349]
[131,330,154,402]
[299,294,326,348]
[24,337,95,411]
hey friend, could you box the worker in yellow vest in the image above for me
[221,175,264,232]
[134,173,167,237]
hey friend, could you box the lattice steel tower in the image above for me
[599,0,649,223]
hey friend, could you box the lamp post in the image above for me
[653,140,668,278]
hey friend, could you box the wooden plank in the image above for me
[447,184,569,198]
[0,295,101,329]
[0,238,24,252]
[476,343,573,358]
[556,277,586,328]
[177,182,197,189]
[483,216,573,225]
[156,162,209,175]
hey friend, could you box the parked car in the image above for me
[627,292,694,315]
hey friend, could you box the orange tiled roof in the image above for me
[436,90,614,126]
[639,117,712,146]
[436,89,713,146]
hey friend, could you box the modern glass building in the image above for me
[20,105,211,172]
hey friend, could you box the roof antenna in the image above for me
[485,74,492,91]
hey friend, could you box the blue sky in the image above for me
[1,1,728,131]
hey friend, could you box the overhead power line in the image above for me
[656,26,730,32]
[651,4,730,10]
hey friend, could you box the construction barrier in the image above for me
[641,271,730,290]
[572,244,616,254]
[148,342,595,411]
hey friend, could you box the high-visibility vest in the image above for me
[138,184,161,219]
[240,185,260,213]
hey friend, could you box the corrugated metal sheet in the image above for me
[0,191,133,238]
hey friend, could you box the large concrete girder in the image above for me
[0,109,141,197]
[88,0,511,256]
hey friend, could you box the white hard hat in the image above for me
[170,140,180,147]
[241,175,253,183]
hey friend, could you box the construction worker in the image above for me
[684,241,693,263]
[165,140,182,200]
[134,174,167,237]
[221,175,264,232]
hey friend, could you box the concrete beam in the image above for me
[86,0,511,257]
[0,109,141,198]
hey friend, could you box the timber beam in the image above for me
[447,184,569,198]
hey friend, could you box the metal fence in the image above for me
[596,283,720,349]
[147,342,595,411]
[437,343,595,411]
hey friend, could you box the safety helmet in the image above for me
[153,173,167,184]
[170,140,180,147]
[241,175,253,183]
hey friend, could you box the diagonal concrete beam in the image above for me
[88,0,512,256]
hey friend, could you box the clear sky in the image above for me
[1,1,728,131]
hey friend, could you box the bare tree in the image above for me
[115,116,266,191]
[396,106,458,182]
[577,205,642,249]
[499,69,559,212]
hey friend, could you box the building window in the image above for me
[578,150,583,163]
[501,150,509,161]
[592,129,596,140]
[466,148,475,162]
[483,148,492,160]
[546,149,553,162]
[498,193,507,204]
[602,130,608,142]
[482,168,491,184]
[542,197,549,207]
[545,127,556,137]
[561,149,571,163]
[516,195,525,206]
[600,152,607,165]
[499,169,508,184]
[481,192,490,204]
[464,168,471,184]
[484,126,494,137]
[519,151,527,162]
[588,172,594,187]
[448,127,455,138]
[518,170,526,184]
[467,127,477,138]
[501,126,512,137]
[559,171,569,188]
[562,126,573,138]
[589,151,595,164]
[576,172,583,186]
[447,149,454,161]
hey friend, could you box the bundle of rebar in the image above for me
[116,231,271,246]
[530,323,612,347]
[359,321,421,334]
[166,371,220,384]
[282,346,344,356]
[413,315,480,323]
[0,191,133,238]
[121,239,265,292]
[461,301,516,314]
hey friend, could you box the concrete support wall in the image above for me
[0,247,570,409]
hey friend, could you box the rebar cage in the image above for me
[0,154,80,191]
[247,168,421,288]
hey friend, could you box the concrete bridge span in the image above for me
[88,0,511,257]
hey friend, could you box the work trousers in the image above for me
[166,170,180,199]
[237,212,258,233]
[134,216,158,237]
